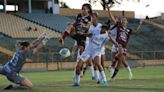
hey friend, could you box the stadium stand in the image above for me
[13,13,73,33]
[0,34,16,50]
[0,13,61,38]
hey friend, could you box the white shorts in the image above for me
[112,45,118,53]
[80,47,101,62]
[101,46,105,55]
[112,44,127,54]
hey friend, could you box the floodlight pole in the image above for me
[28,0,32,13]
[3,0,7,13]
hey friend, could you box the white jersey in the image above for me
[89,23,102,36]
[76,24,103,62]
[89,32,109,52]
[86,23,105,54]
[85,23,102,47]
[80,32,109,62]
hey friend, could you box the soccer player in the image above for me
[59,4,95,80]
[81,12,108,83]
[0,33,50,90]
[107,4,144,81]
[73,13,118,86]
[81,12,102,81]
[87,12,106,83]
[59,3,92,60]
[59,3,92,49]
[72,42,95,80]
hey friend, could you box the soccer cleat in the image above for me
[72,83,80,87]
[129,73,133,80]
[92,76,96,80]
[3,84,13,90]
[100,81,108,87]
[97,80,100,84]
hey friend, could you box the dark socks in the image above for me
[112,68,119,79]
[82,67,87,76]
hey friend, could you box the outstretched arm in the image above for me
[32,43,44,54]
[107,4,117,25]
[134,18,164,34]
[137,19,144,31]
[30,32,52,54]
[132,19,144,34]
[29,33,46,49]
[143,19,164,29]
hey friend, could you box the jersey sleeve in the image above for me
[26,49,34,58]
[73,13,82,27]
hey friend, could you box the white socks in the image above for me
[95,70,100,81]
[100,71,107,82]
[126,66,133,80]
[89,66,95,78]
[74,74,80,84]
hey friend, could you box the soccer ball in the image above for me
[59,48,71,58]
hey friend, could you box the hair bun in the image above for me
[20,41,30,47]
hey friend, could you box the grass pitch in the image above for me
[0,67,164,92]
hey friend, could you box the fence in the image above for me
[127,51,164,60]
[0,51,164,71]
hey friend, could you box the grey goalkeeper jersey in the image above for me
[3,49,33,73]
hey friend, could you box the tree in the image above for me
[60,2,70,8]
[86,0,120,10]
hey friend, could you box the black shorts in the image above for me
[71,33,86,48]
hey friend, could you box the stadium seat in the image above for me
[14,13,73,33]
[0,13,61,38]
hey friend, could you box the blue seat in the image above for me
[14,13,73,33]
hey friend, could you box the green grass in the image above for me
[0,67,164,92]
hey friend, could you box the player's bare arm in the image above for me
[107,4,117,24]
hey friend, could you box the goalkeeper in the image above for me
[0,32,50,90]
